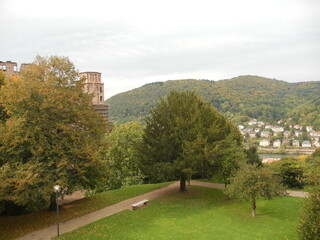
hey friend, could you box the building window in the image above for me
[100,87,102,93]
[100,96,103,102]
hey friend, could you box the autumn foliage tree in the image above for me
[0,56,107,214]
[139,91,244,192]
[0,70,7,122]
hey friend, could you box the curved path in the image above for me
[17,182,180,240]
[190,181,309,198]
[16,180,307,240]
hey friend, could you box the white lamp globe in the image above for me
[53,185,61,193]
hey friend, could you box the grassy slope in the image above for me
[0,182,170,240]
[57,186,302,240]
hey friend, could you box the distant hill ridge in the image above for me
[106,75,320,128]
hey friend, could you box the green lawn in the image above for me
[0,182,170,240]
[57,186,303,240]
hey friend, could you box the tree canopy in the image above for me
[298,151,320,240]
[0,56,107,213]
[102,122,144,191]
[139,91,244,192]
[225,164,286,216]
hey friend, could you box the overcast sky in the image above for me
[1,0,319,98]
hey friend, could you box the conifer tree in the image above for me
[139,91,244,192]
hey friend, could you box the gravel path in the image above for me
[16,180,308,240]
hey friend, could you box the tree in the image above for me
[244,146,262,166]
[298,192,320,240]
[215,135,246,186]
[0,56,107,213]
[225,164,286,216]
[298,154,320,240]
[280,161,304,188]
[0,70,7,122]
[102,122,144,191]
[139,91,243,192]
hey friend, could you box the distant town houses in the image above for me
[262,158,280,164]
[292,139,300,147]
[294,125,303,130]
[310,131,320,141]
[238,124,244,130]
[295,130,301,137]
[248,119,257,126]
[312,140,320,147]
[273,140,281,148]
[306,126,313,132]
[271,126,284,133]
[282,139,290,146]
[259,139,270,147]
[301,141,311,148]
[261,131,271,138]
[240,118,319,148]
[249,132,256,138]
[283,131,290,138]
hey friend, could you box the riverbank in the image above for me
[258,147,316,155]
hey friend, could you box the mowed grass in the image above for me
[0,182,170,240]
[57,186,303,240]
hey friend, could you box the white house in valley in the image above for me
[259,139,270,147]
[261,131,271,138]
[273,140,281,148]
[302,141,312,148]
[292,140,300,147]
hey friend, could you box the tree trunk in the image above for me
[251,198,256,217]
[49,193,57,211]
[179,175,186,192]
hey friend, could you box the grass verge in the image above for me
[57,186,303,240]
[0,182,171,240]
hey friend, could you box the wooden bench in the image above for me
[132,199,149,210]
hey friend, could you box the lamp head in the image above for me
[53,185,61,193]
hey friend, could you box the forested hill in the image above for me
[287,96,320,129]
[106,75,320,127]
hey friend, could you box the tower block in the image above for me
[80,72,108,120]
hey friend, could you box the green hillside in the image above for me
[287,96,320,130]
[106,75,320,125]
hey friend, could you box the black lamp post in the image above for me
[53,185,61,237]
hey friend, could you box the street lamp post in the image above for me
[53,185,61,237]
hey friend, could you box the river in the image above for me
[258,153,303,160]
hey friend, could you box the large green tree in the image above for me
[244,146,262,167]
[225,164,286,216]
[0,56,107,213]
[103,122,144,190]
[139,91,244,192]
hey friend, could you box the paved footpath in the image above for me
[190,181,309,198]
[16,180,307,240]
[17,182,179,240]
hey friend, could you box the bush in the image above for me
[280,162,304,188]
[298,192,320,240]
